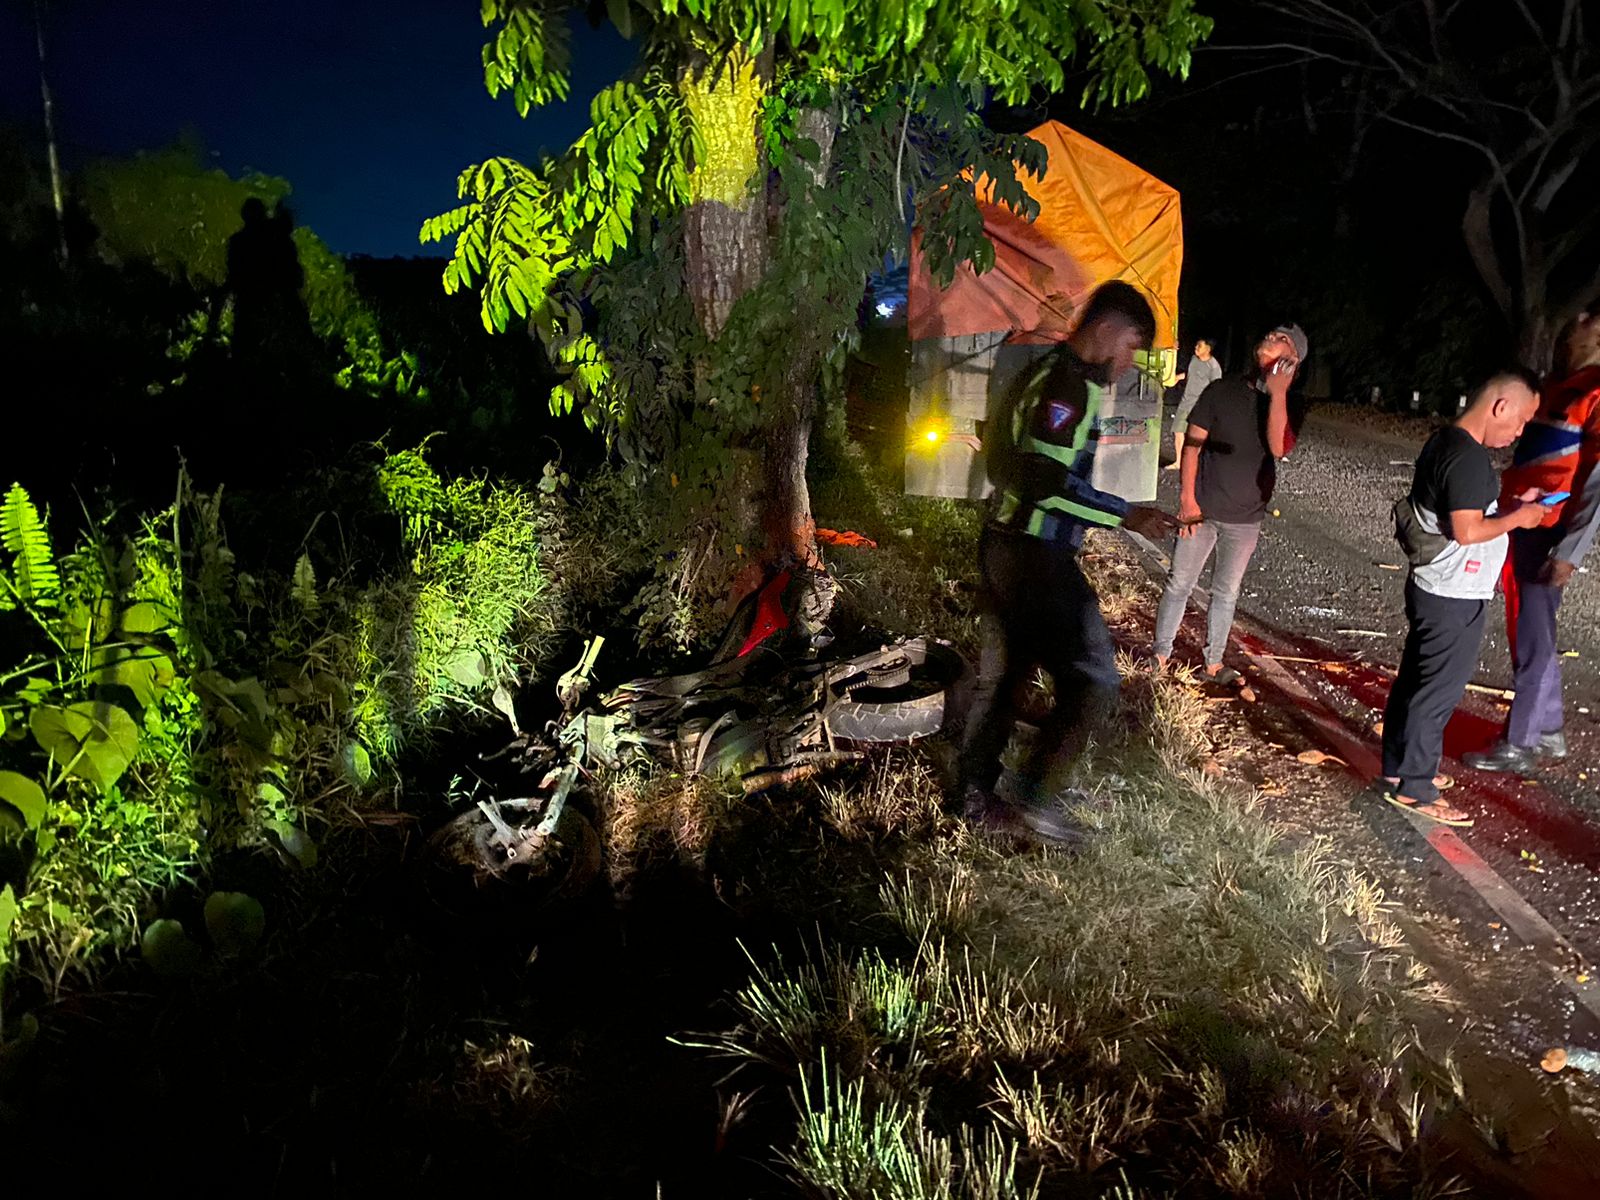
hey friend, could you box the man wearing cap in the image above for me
[1151,324,1308,682]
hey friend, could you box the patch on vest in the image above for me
[1045,401,1077,431]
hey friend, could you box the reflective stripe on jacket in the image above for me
[991,349,1128,545]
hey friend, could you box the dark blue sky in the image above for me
[0,1,633,257]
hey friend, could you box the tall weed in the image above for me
[0,444,553,1010]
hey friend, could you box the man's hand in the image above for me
[1122,506,1175,541]
[1175,495,1203,538]
[1510,501,1548,529]
[1540,558,1578,587]
[1263,357,1297,400]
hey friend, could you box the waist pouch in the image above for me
[1392,496,1449,566]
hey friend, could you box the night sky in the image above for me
[0,0,633,257]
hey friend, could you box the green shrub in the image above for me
[0,445,552,1012]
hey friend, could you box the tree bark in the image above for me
[680,48,770,341]
[678,54,843,614]
[1518,313,1557,376]
[758,107,839,572]
[1463,179,1562,373]
[34,0,67,263]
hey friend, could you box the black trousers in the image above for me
[1381,579,1488,803]
[958,525,1122,804]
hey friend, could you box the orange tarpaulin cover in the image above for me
[908,121,1182,349]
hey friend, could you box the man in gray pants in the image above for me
[1152,325,1306,680]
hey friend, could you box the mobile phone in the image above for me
[1272,357,1296,375]
[1539,490,1571,506]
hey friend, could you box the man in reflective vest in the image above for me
[959,281,1175,842]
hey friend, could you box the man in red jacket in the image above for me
[1466,301,1600,774]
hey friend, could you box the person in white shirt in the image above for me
[1379,369,1544,825]
[1166,337,1223,469]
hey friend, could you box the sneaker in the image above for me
[961,784,998,822]
[1017,802,1090,846]
[1462,741,1538,774]
[1539,730,1568,760]
[962,789,1030,837]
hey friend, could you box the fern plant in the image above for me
[0,484,61,612]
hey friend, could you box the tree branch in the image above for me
[1551,207,1600,265]
[1420,0,1443,60]
[1376,110,1498,171]
[1462,184,1516,322]
[1291,0,1455,113]
[1199,43,1368,71]
[1508,0,1552,50]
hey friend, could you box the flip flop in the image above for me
[1380,789,1474,827]
[1383,774,1455,792]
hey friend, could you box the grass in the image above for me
[680,681,1452,1196]
[607,453,1468,1195]
[809,425,984,653]
[3,430,1507,1193]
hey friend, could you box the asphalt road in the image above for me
[1151,403,1600,964]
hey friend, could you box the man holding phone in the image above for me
[1466,303,1600,774]
[1380,369,1545,824]
[1151,324,1306,682]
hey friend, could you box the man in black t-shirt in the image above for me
[1379,369,1544,825]
[1151,325,1307,679]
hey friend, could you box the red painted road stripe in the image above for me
[1122,530,1600,1021]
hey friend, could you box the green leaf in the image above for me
[0,483,60,605]
[0,884,19,966]
[141,918,203,978]
[203,891,266,955]
[265,819,318,870]
[0,771,47,831]
[62,596,115,650]
[91,646,176,708]
[443,648,489,687]
[292,553,318,609]
[605,0,634,39]
[254,780,288,812]
[30,702,141,792]
[119,601,177,634]
[339,742,374,787]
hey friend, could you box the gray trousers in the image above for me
[1152,519,1262,665]
[1505,527,1566,746]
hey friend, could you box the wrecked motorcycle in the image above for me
[427,628,970,898]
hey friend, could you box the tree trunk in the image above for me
[678,54,841,616]
[34,0,67,263]
[678,46,771,597]
[1462,179,1564,373]
[1518,312,1558,376]
[758,107,838,572]
[680,48,770,341]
